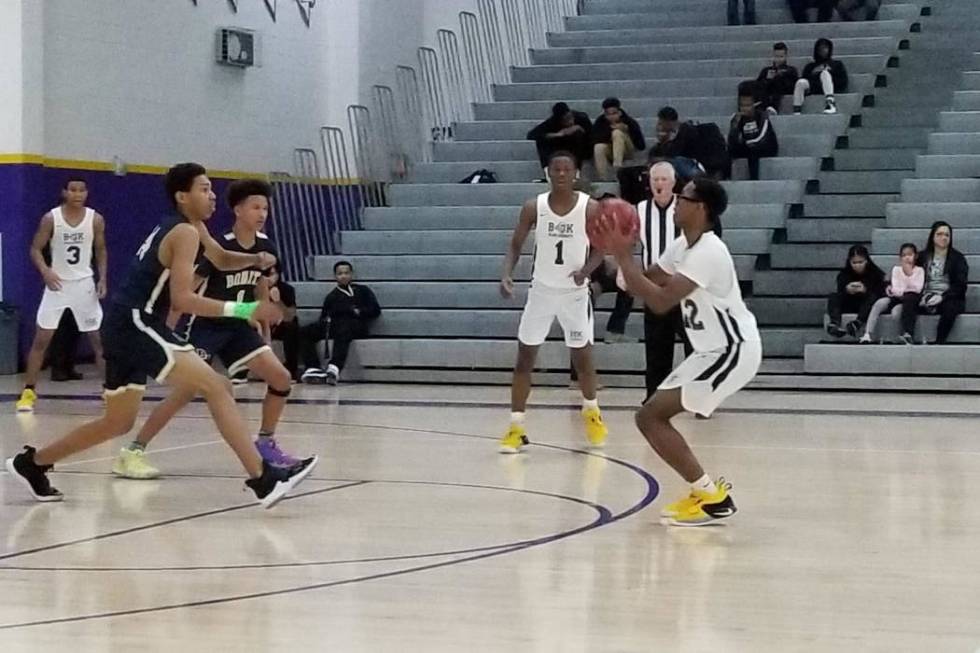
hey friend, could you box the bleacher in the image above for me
[297,0,978,389]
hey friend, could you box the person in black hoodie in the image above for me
[755,42,799,114]
[826,244,886,338]
[592,97,646,181]
[793,37,848,115]
[526,102,594,175]
[917,221,969,344]
[300,260,381,385]
[728,89,779,181]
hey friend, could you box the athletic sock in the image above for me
[582,397,599,412]
[258,430,274,441]
[510,411,525,425]
[127,441,146,453]
[691,474,717,496]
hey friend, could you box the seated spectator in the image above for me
[917,221,969,344]
[648,106,699,166]
[826,244,886,338]
[300,260,381,385]
[728,90,778,181]
[836,0,880,20]
[266,266,300,382]
[728,0,756,25]
[787,0,836,23]
[793,37,848,115]
[755,42,799,115]
[861,243,924,344]
[648,106,730,180]
[526,102,593,178]
[592,97,645,181]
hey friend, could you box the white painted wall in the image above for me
[0,0,44,153]
[41,0,329,172]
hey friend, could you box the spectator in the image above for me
[793,37,848,115]
[728,89,779,181]
[787,0,836,23]
[267,266,301,382]
[826,244,886,338]
[647,106,700,171]
[592,97,645,181]
[300,260,381,385]
[755,42,799,115]
[728,0,756,25]
[917,221,968,344]
[526,102,593,177]
[860,243,924,344]
[836,0,880,20]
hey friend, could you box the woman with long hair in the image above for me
[826,244,886,338]
[917,221,969,344]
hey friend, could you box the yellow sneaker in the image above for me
[499,424,529,454]
[582,408,608,448]
[15,388,36,413]
[660,492,701,518]
[665,479,737,527]
[112,448,161,480]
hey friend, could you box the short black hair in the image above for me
[165,162,208,208]
[63,176,87,189]
[899,242,918,255]
[601,97,621,111]
[657,106,679,121]
[773,41,788,51]
[333,260,353,273]
[547,150,579,168]
[691,177,728,226]
[227,178,272,209]
[551,102,571,118]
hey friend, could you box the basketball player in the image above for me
[499,151,608,453]
[112,179,305,480]
[16,178,107,413]
[5,163,317,508]
[597,177,762,526]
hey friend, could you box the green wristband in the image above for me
[223,301,258,320]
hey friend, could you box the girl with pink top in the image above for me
[861,243,925,344]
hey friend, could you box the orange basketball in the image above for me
[588,197,640,251]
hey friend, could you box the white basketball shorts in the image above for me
[659,339,762,417]
[517,285,593,348]
[36,277,103,332]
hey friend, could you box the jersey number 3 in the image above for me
[65,245,81,265]
[682,299,705,331]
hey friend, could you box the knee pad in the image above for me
[267,385,292,398]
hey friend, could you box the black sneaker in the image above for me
[845,320,862,337]
[5,446,64,502]
[826,323,846,338]
[301,368,327,385]
[245,456,319,509]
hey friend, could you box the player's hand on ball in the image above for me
[499,276,515,298]
[43,268,63,291]
[253,300,283,326]
[255,251,277,270]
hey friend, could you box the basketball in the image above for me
[588,197,640,251]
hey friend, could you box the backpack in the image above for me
[459,169,497,184]
[616,165,650,205]
[689,121,732,180]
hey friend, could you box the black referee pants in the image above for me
[644,306,692,401]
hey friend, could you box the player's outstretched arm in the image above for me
[500,199,536,298]
[194,222,276,272]
[163,224,281,324]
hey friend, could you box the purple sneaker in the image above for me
[254,437,301,468]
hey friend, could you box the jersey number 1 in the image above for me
[554,241,564,265]
[66,245,81,265]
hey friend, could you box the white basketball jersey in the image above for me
[658,232,760,353]
[50,206,95,281]
[531,191,590,291]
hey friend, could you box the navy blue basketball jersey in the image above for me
[195,231,278,304]
[113,214,204,318]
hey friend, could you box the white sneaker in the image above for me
[301,368,328,384]
[858,334,872,344]
[823,98,838,114]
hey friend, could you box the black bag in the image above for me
[459,169,497,184]
[616,165,651,205]
[689,121,732,180]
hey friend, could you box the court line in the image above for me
[2,391,977,419]
[0,479,614,572]
[0,481,368,563]
[0,431,660,630]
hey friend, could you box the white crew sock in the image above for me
[510,411,526,425]
[582,397,599,412]
[691,474,717,495]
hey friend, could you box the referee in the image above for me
[623,161,692,400]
